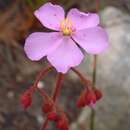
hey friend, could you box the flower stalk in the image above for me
[52,73,65,102]
[90,0,100,129]
[40,73,65,130]
[21,1,108,130]
[33,65,53,88]
[90,55,97,130]
[71,67,92,88]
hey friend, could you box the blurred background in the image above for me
[0,0,130,130]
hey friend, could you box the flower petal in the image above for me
[67,8,99,30]
[72,27,109,54]
[24,32,62,61]
[34,2,65,31]
[47,37,84,73]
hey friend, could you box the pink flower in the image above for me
[24,2,108,73]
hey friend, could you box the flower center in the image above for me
[60,18,74,36]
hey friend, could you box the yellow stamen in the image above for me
[60,18,73,36]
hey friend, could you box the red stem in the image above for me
[71,68,92,89]
[40,73,65,130]
[37,88,53,103]
[29,65,53,94]
[52,73,65,102]
[33,65,53,87]
[40,118,49,130]
[26,65,53,97]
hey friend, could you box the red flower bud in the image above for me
[76,91,86,108]
[47,112,59,121]
[76,89,97,108]
[85,90,96,106]
[56,118,68,130]
[42,102,53,113]
[54,112,69,130]
[20,92,32,109]
[94,88,102,100]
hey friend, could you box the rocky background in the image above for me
[0,0,130,130]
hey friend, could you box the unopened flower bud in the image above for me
[47,112,59,121]
[20,91,32,109]
[76,89,97,108]
[76,91,86,108]
[85,89,96,107]
[42,101,53,113]
[56,118,68,130]
[94,88,102,100]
